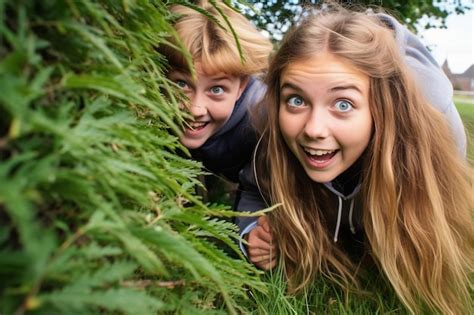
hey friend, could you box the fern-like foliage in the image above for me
[0,1,266,314]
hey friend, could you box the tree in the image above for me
[242,0,471,41]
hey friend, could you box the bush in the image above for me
[0,1,265,314]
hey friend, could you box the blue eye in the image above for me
[175,80,188,89]
[210,86,224,95]
[287,95,305,107]
[335,99,353,112]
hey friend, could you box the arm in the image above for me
[235,162,277,270]
[235,162,267,233]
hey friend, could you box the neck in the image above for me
[332,155,364,196]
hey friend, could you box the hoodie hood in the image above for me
[377,13,453,109]
[210,76,265,139]
[376,13,466,155]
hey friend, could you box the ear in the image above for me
[236,76,250,100]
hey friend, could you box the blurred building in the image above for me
[442,60,474,91]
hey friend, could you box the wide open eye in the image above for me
[210,86,224,95]
[175,79,189,89]
[286,95,305,107]
[334,99,353,112]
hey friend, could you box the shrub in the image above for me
[0,1,265,314]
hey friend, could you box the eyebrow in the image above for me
[208,75,233,83]
[280,82,304,92]
[169,70,192,80]
[280,82,363,94]
[330,84,363,93]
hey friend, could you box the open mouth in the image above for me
[186,121,208,132]
[303,148,338,163]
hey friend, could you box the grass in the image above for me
[456,97,474,161]
[247,266,409,314]
[454,94,474,107]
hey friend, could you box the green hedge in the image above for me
[0,1,265,314]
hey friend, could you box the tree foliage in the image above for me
[242,0,472,41]
[0,1,266,314]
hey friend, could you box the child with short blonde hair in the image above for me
[160,0,272,182]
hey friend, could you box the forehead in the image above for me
[281,52,368,86]
[171,62,241,82]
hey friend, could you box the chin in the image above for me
[180,138,206,150]
[305,168,339,183]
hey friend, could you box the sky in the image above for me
[419,9,473,74]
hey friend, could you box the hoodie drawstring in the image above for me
[334,196,343,242]
[349,199,356,234]
[334,197,356,242]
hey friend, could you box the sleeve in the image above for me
[235,162,268,256]
[377,14,467,156]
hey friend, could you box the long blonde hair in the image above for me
[161,0,272,76]
[259,5,473,314]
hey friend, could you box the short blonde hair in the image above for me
[162,0,272,76]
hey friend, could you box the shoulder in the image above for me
[375,13,453,112]
[238,76,267,109]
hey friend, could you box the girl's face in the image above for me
[278,52,373,183]
[169,63,247,149]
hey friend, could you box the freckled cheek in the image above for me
[209,102,235,123]
[281,124,300,142]
[279,112,302,148]
[340,120,372,151]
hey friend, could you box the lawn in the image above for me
[455,96,474,161]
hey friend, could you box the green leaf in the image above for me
[75,261,137,287]
[40,286,163,315]
[63,22,123,70]
[133,226,222,283]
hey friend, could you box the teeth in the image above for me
[188,121,207,129]
[304,148,335,156]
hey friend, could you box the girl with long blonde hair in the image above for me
[240,4,473,314]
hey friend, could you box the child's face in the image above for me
[169,63,247,149]
[278,52,373,183]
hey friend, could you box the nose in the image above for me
[303,108,329,139]
[188,93,207,117]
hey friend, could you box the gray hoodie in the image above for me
[379,14,466,155]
